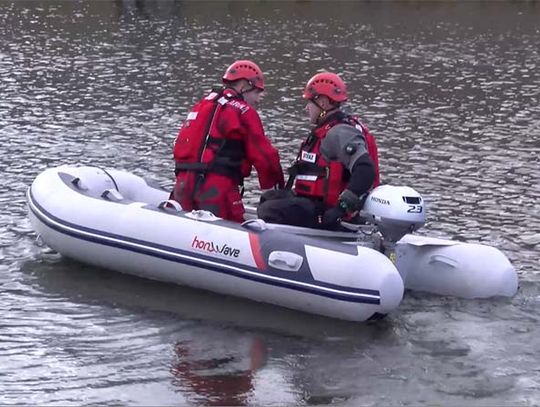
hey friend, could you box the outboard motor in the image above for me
[362,185,426,243]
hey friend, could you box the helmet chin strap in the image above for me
[226,80,256,99]
[311,97,326,121]
[313,96,338,123]
[239,80,256,96]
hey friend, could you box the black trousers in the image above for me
[257,190,324,229]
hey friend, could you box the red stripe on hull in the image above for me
[249,233,266,270]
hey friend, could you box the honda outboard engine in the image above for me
[362,185,426,243]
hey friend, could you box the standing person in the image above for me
[258,72,380,230]
[172,60,285,222]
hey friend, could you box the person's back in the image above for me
[258,72,380,230]
[172,60,284,222]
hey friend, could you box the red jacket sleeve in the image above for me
[240,109,285,189]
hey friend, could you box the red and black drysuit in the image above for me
[172,88,284,222]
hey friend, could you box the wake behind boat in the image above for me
[26,165,518,322]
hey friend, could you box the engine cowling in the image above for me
[362,185,426,243]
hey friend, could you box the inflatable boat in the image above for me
[26,165,518,321]
[26,165,404,322]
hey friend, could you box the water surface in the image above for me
[1,1,539,405]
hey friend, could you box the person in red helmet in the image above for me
[172,60,284,222]
[258,72,380,230]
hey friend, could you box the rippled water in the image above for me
[1,1,539,405]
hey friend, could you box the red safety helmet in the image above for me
[303,72,348,103]
[222,60,265,91]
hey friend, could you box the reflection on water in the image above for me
[171,335,266,406]
[1,1,539,405]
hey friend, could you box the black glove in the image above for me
[338,189,363,213]
[321,206,347,230]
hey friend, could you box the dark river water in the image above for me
[1,1,539,405]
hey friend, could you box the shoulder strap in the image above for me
[196,88,229,163]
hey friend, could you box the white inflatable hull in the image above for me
[243,214,518,300]
[395,235,517,298]
[27,165,404,322]
[248,224,518,299]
